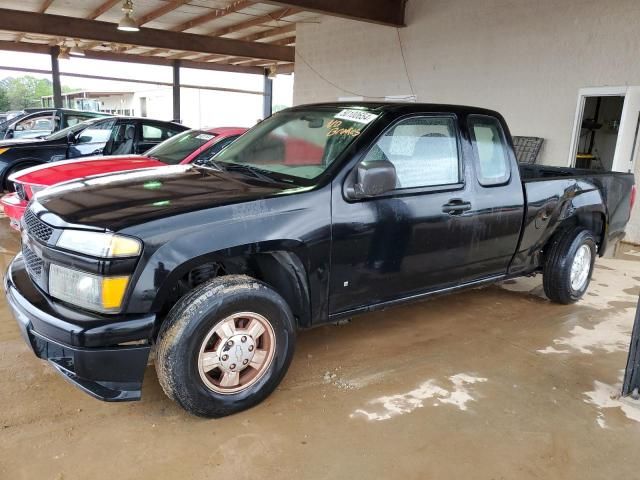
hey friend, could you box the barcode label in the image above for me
[334,109,378,124]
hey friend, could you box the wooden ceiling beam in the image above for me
[171,0,254,32]
[137,0,190,26]
[0,8,294,61]
[263,0,407,27]
[241,23,295,42]
[205,7,300,36]
[88,0,121,20]
[0,40,265,74]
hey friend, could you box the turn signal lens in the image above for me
[101,276,130,310]
[0,148,9,155]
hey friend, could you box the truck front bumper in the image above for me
[4,255,155,402]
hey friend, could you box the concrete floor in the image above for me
[1,216,640,480]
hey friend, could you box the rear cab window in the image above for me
[468,115,511,186]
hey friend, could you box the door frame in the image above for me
[567,86,627,168]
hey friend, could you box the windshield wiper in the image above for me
[222,164,283,184]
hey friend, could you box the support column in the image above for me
[262,69,273,119]
[172,60,181,123]
[50,46,63,108]
[622,294,640,397]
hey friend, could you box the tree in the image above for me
[0,76,54,110]
[0,87,9,112]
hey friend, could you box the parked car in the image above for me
[0,116,188,190]
[0,108,110,140]
[0,108,48,138]
[5,103,635,417]
[0,127,246,228]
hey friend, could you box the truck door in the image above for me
[463,115,525,279]
[330,114,478,314]
[329,113,525,315]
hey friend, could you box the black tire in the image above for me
[543,227,597,304]
[155,275,296,417]
[3,161,38,191]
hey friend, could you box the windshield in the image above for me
[146,129,218,165]
[45,117,105,141]
[207,107,379,184]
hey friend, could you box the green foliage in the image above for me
[0,88,9,112]
[0,76,54,110]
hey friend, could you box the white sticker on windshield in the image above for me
[334,109,378,124]
[195,134,215,141]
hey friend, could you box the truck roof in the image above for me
[288,102,504,118]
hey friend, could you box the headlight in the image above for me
[49,264,130,313]
[56,230,141,258]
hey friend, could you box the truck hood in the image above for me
[12,156,165,187]
[35,164,298,231]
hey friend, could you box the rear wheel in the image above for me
[543,227,596,304]
[156,275,296,417]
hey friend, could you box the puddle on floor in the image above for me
[350,373,487,421]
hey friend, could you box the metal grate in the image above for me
[23,209,53,243]
[22,244,43,279]
[513,136,544,165]
[14,183,27,202]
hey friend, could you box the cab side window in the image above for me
[13,112,55,138]
[142,124,180,142]
[77,119,116,144]
[361,116,460,189]
[468,115,511,186]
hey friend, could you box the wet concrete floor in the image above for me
[1,217,640,479]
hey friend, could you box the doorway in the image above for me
[569,86,640,173]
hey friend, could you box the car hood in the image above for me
[13,156,164,186]
[35,164,299,231]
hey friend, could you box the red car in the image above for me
[1,127,246,229]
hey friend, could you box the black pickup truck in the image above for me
[4,103,635,417]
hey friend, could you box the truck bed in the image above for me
[510,164,635,275]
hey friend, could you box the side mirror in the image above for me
[347,159,397,199]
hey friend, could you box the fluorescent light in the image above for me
[69,44,85,56]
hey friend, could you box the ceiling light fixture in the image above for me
[69,42,85,57]
[118,0,140,32]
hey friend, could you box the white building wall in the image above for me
[294,0,640,242]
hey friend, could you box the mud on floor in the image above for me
[1,218,640,480]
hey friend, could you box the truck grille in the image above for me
[22,244,44,279]
[23,209,53,243]
[14,183,27,202]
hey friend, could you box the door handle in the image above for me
[442,199,472,215]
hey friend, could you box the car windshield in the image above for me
[205,107,379,184]
[146,130,218,165]
[45,118,105,141]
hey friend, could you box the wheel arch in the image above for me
[2,158,43,190]
[150,242,312,329]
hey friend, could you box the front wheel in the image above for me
[155,275,296,417]
[543,227,596,304]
